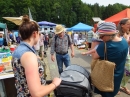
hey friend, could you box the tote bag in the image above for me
[91,42,116,92]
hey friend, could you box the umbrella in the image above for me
[69,22,93,31]
[38,21,56,26]
[0,23,6,29]
[2,16,34,25]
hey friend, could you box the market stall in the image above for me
[0,23,16,97]
[68,22,93,49]
[76,39,86,49]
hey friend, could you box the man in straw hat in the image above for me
[91,22,128,97]
[50,24,74,74]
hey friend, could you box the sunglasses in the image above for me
[99,34,116,39]
[99,35,112,39]
[99,35,105,39]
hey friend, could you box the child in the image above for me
[81,21,104,55]
[81,39,102,55]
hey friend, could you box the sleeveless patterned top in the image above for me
[12,42,46,97]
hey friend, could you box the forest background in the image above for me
[0,0,130,30]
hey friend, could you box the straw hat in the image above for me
[55,25,65,34]
[96,22,118,35]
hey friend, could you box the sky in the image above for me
[81,0,130,6]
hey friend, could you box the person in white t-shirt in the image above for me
[73,32,79,46]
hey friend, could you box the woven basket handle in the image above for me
[104,42,107,60]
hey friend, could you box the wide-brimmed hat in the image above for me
[96,22,118,35]
[55,25,65,34]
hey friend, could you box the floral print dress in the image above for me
[12,58,46,97]
[12,42,46,97]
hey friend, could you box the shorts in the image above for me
[88,43,92,48]
[49,38,53,46]
[39,46,44,57]
[40,45,44,52]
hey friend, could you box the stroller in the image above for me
[47,65,93,97]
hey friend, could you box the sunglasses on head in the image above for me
[99,34,111,38]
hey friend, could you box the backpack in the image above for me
[55,34,71,47]
[48,33,53,38]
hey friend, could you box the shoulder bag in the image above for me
[91,42,116,92]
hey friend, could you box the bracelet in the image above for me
[52,82,57,88]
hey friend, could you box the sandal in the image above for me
[120,87,130,95]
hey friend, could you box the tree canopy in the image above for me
[0,0,129,30]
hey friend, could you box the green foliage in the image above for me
[0,0,130,29]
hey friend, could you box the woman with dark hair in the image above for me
[12,15,61,97]
[117,18,130,95]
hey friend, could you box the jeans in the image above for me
[56,53,70,74]
[44,41,48,50]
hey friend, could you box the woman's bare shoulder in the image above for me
[20,52,38,68]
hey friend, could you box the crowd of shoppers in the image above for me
[11,14,130,97]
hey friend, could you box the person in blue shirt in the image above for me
[0,36,4,46]
[8,31,15,44]
[91,22,128,97]
[0,31,7,46]
[14,31,21,43]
